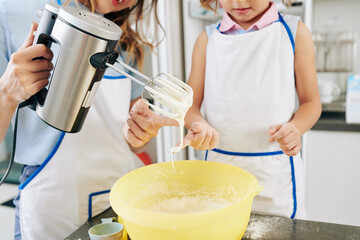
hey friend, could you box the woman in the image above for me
[0,0,175,239]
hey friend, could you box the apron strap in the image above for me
[278,13,295,54]
[103,75,127,79]
[19,132,65,190]
[289,156,297,218]
[205,148,283,159]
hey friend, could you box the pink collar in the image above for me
[219,1,279,32]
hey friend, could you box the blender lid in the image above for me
[57,6,122,41]
[44,2,60,14]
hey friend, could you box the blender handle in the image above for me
[22,3,59,110]
[27,33,56,110]
[33,33,56,61]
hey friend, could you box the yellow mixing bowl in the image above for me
[110,160,263,240]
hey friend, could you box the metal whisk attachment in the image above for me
[106,60,193,119]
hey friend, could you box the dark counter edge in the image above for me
[65,208,117,240]
[312,111,360,132]
[65,207,360,240]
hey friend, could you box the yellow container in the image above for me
[110,160,263,240]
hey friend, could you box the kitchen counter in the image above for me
[312,111,360,132]
[311,96,360,132]
[65,207,360,240]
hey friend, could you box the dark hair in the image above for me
[65,0,163,70]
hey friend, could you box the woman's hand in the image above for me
[268,122,301,156]
[123,99,178,152]
[0,22,53,105]
[0,22,53,142]
[182,122,219,150]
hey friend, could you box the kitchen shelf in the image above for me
[317,70,353,73]
[321,101,346,113]
[314,0,358,2]
[313,30,358,73]
[320,93,346,113]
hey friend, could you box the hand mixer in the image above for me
[106,61,193,121]
[106,60,193,154]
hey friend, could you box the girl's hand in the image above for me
[123,99,178,150]
[268,122,301,156]
[182,122,219,150]
[0,22,53,104]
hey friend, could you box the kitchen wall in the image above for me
[142,0,186,163]
[313,0,360,74]
[305,0,360,226]
[312,0,360,93]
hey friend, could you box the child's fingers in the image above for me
[209,130,219,149]
[190,122,203,133]
[270,129,286,142]
[269,124,292,142]
[192,129,207,149]
[283,144,301,156]
[200,129,213,149]
[277,132,293,145]
[269,124,282,135]
[279,138,299,153]
[182,132,195,149]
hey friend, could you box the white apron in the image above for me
[18,77,143,239]
[203,14,306,219]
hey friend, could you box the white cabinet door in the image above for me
[304,130,360,226]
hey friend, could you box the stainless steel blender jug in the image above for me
[31,3,122,133]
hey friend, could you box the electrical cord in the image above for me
[0,98,34,186]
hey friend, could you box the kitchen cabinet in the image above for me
[303,129,360,226]
[303,0,360,227]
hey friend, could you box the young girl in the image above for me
[183,0,321,219]
[0,0,176,239]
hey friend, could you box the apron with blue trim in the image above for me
[203,14,306,219]
[2,1,142,238]
[18,58,144,239]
